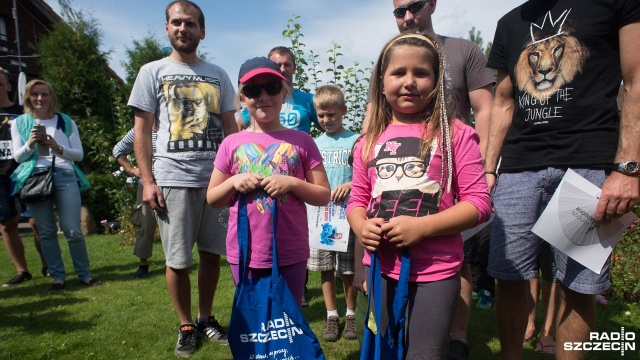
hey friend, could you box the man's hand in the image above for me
[126,167,141,178]
[595,171,639,223]
[142,182,166,212]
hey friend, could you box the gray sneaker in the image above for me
[322,316,340,342]
[175,324,198,357]
[342,315,357,340]
[197,316,228,345]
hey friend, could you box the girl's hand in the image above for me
[382,216,425,248]
[358,217,385,252]
[260,174,294,198]
[232,173,264,194]
[331,182,351,203]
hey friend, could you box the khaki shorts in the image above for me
[156,187,227,269]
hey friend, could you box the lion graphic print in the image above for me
[515,9,589,102]
[365,137,441,221]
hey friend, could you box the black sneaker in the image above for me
[447,339,469,360]
[133,266,149,278]
[322,316,340,342]
[197,316,228,345]
[175,324,198,357]
[3,272,32,287]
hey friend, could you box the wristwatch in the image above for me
[612,161,640,176]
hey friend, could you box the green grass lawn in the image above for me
[1,233,639,359]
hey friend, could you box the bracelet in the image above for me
[484,170,498,177]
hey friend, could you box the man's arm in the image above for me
[468,84,495,159]
[595,19,640,222]
[484,69,515,191]
[221,110,238,138]
[116,155,140,177]
[133,109,165,211]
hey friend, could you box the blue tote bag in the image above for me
[359,248,411,360]
[227,195,325,360]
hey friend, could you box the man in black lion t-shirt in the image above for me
[484,1,640,359]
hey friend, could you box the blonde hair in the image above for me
[313,85,346,110]
[23,79,58,118]
[364,32,455,192]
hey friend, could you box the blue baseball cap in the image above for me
[238,57,286,83]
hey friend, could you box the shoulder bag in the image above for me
[20,156,55,203]
[227,194,325,360]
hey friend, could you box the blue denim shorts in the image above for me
[488,168,610,294]
[0,177,19,222]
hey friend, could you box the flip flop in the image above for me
[535,336,556,355]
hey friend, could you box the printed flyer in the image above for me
[307,200,350,253]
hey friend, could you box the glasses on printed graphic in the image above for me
[393,0,429,18]
[242,82,283,99]
[376,161,426,179]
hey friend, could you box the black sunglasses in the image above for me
[242,82,283,99]
[393,0,428,18]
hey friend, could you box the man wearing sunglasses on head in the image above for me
[357,2,496,360]
[237,46,321,136]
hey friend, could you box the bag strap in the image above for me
[237,195,279,282]
[366,247,410,358]
[270,198,279,281]
[238,195,249,281]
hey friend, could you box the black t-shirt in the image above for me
[487,0,640,172]
[0,103,24,177]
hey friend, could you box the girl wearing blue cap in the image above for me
[206,57,330,307]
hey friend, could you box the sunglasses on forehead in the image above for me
[241,82,283,99]
[393,0,428,18]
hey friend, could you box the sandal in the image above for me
[535,336,556,355]
[523,328,536,345]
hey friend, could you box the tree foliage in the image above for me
[281,16,372,135]
[468,26,492,59]
[36,8,115,127]
[122,35,167,94]
[34,3,132,224]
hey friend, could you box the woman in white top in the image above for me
[11,79,100,291]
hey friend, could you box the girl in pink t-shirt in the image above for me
[207,57,330,307]
[346,33,492,358]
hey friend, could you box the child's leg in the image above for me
[337,233,357,313]
[279,262,308,308]
[407,274,460,358]
[321,270,337,312]
[378,273,460,359]
[342,274,357,311]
